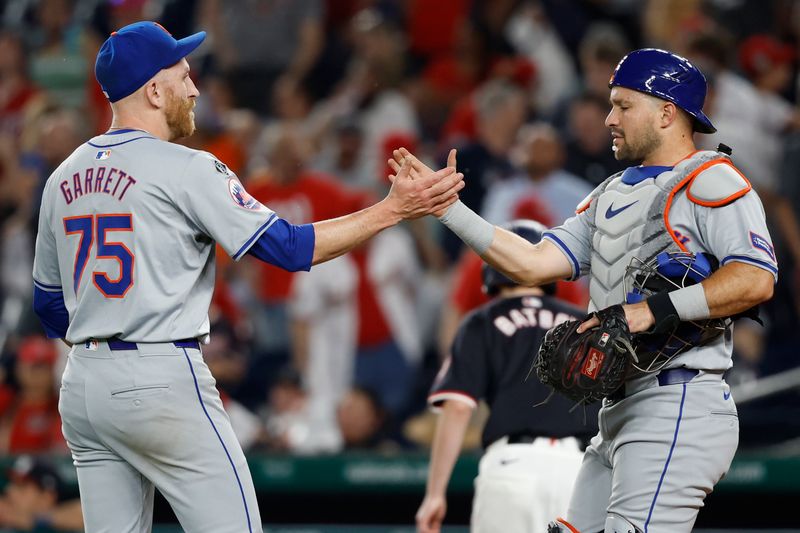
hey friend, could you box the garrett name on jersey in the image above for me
[59,165,138,205]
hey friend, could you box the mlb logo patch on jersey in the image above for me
[750,231,776,261]
[227,178,261,210]
[96,149,111,160]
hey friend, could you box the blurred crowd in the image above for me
[0,455,82,532]
[0,0,799,464]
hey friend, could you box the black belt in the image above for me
[104,337,200,351]
[608,367,699,402]
[507,432,540,444]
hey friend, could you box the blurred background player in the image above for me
[0,455,83,532]
[0,336,65,455]
[416,220,599,533]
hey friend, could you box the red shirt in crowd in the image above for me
[0,385,64,454]
[451,252,589,316]
[407,0,470,60]
[247,173,356,302]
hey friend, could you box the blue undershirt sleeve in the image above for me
[32,285,69,338]
[245,219,315,272]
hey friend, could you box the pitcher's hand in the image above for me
[388,148,459,217]
[384,157,464,220]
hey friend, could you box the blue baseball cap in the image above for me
[95,21,206,103]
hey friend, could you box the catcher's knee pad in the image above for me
[604,513,642,533]
[547,517,581,532]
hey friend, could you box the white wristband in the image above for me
[668,283,710,321]
[437,201,495,255]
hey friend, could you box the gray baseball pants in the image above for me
[59,340,262,533]
[565,371,738,533]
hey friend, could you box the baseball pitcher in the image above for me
[32,21,463,533]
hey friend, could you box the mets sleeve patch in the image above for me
[750,231,776,262]
[228,178,262,210]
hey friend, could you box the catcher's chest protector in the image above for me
[583,151,724,311]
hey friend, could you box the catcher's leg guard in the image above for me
[547,517,581,532]
[604,513,642,533]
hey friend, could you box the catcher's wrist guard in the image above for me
[668,283,710,321]
[437,201,494,255]
[645,292,680,334]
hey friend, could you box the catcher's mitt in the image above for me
[531,305,637,405]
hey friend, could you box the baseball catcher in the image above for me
[396,46,777,533]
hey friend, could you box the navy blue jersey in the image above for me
[429,294,600,449]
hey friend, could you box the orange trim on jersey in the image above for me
[556,517,581,533]
[685,160,751,207]
[576,198,592,215]
[663,158,729,252]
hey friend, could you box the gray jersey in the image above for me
[32,129,275,343]
[545,156,777,371]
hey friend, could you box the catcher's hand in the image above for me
[576,301,655,334]
[531,305,638,404]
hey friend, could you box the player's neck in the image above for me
[641,134,696,167]
[500,286,545,298]
[108,112,167,140]
[107,126,151,134]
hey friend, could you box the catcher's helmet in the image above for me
[609,48,716,134]
[481,219,555,296]
[624,251,727,372]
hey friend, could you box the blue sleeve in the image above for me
[246,219,315,272]
[32,285,69,338]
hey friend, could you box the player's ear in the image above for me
[660,101,679,129]
[144,79,164,109]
